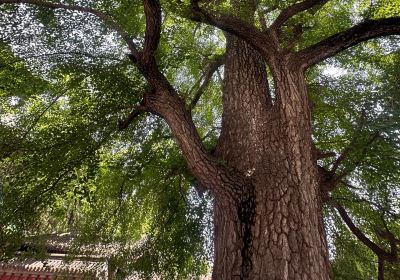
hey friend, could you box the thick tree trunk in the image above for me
[211,34,331,279]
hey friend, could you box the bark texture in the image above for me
[210,33,331,279]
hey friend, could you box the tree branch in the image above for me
[283,23,305,50]
[334,194,400,220]
[123,2,245,199]
[189,54,225,109]
[257,10,268,32]
[118,103,147,131]
[271,0,329,30]
[143,0,162,58]
[8,51,126,64]
[130,0,169,91]
[319,130,380,196]
[22,92,64,137]
[311,142,336,161]
[330,111,377,173]
[333,131,380,178]
[378,258,385,280]
[144,88,248,199]
[296,17,400,69]
[0,0,139,57]
[331,140,356,174]
[13,168,71,215]
[328,198,398,263]
[2,0,248,199]
[189,0,276,60]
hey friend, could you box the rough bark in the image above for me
[210,33,331,279]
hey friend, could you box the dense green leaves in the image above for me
[0,43,211,278]
[310,42,400,279]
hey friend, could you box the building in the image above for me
[0,233,111,280]
[0,254,108,279]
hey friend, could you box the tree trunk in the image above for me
[211,34,332,279]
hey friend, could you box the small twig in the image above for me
[7,51,125,65]
[271,0,329,31]
[118,102,147,131]
[257,10,268,31]
[189,54,225,110]
[334,131,380,179]
[178,175,187,204]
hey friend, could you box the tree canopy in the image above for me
[0,0,399,279]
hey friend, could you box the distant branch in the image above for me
[118,102,147,131]
[319,130,380,196]
[13,168,71,215]
[331,143,354,174]
[0,0,139,57]
[7,51,126,65]
[333,131,380,177]
[296,17,400,69]
[331,111,376,174]
[23,92,64,138]
[189,54,225,109]
[189,0,275,60]
[271,0,329,30]
[334,193,400,219]
[328,198,398,263]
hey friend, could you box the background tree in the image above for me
[0,0,399,279]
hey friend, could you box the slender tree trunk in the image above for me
[211,33,332,279]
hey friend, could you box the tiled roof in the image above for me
[0,254,107,279]
[1,233,211,279]
[27,233,142,257]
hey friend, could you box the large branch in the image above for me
[132,2,228,193]
[296,17,400,69]
[328,199,398,263]
[378,258,385,280]
[0,0,139,57]
[189,1,276,61]
[271,0,329,30]
[130,1,247,198]
[143,0,162,58]
[144,88,247,199]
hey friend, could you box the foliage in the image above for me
[311,43,400,279]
